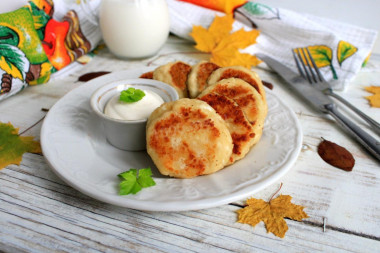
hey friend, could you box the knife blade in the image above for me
[256,53,380,161]
[256,53,334,112]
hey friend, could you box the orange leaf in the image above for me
[215,28,259,52]
[208,14,234,43]
[190,14,234,52]
[365,86,380,94]
[190,14,260,68]
[0,122,42,169]
[211,47,260,68]
[212,28,260,68]
[237,194,308,238]
[366,94,380,108]
[364,86,380,108]
[190,25,219,52]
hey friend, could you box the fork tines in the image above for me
[292,48,326,84]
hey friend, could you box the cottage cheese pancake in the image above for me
[146,99,233,178]
[198,78,267,146]
[198,93,256,165]
[208,66,266,101]
[153,61,192,98]
[198,78,267,125]
[187,61,220,98]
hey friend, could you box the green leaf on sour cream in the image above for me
[119,87,145,103]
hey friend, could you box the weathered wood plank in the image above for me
[1,152,380,252]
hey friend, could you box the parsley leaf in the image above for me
[137,168,156,188]
[119,88,145,103]
[118,169,137,180]
[118,167,156,195]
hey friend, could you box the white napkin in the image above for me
[167,0,378,90]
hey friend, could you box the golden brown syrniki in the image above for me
[198,78,267,125]
[198,93,256,165]
[144,61,268,178]
[153,61,192,98]
[208,66,266,100]
[187,61,220,98]
[198,78,267,146]
[146,98,233,179]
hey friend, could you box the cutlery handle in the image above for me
[330,92,380,135]
[325,104,380,161]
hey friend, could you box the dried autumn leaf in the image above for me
[317,139,355,171]
[212,28,261,68]
[190,14,260,68]
[364,86,380,108]
[366,94,380,108]
[0,122,42,169]
[237,195,308,238]
[365,86,380,94]
[190,14,233,52]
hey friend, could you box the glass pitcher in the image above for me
[98,0,170,59]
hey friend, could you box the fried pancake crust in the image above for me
[187,61,220,98]
[199,78,267,146]
[153,61,192,98]
[139,71,154,79]
[208,66,266,100]
[198,93,256,165]
[147,99,233,178]
[199,78,267,124]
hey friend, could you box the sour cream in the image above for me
[104,89,164,121]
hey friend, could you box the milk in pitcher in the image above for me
[99,0,170,59]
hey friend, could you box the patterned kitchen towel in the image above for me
[168,0,378,90]
[0,0,102,100]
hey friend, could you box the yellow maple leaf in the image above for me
[365,86,380,94]
[237,194,308,238]
[364,86,380,108]
[190,14,260,68]
[0,122,42,169]
[190,14,234,52]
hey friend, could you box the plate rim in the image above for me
[41,68,303,212]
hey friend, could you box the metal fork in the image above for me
[293,48,380,135]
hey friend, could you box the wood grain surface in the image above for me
[1,36,379,252]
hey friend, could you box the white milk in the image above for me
[99,0,170,58]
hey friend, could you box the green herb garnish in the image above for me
[118,167,156,195]
[119,87,145,103]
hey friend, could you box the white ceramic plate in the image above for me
[41,68,302,211]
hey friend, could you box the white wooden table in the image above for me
[1,31,380,252]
